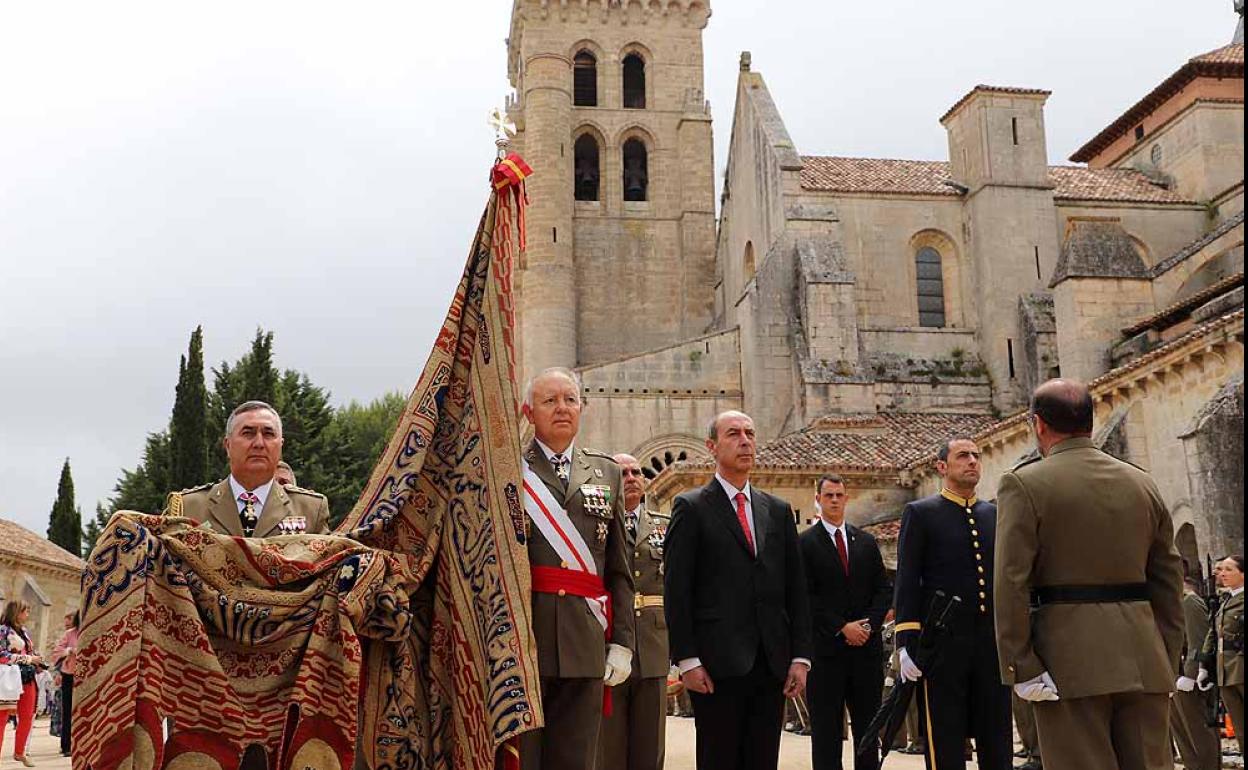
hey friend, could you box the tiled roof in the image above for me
[940,85,1052,124]
[1071,44,1244,163]
[905,307,1246,471]
[1047,166,1194,203]
[0,518,85,573]
[799,157,1193,204]
[1122,272,1244,336]
[1150,210,1245,278]
[800,157,959,197]
[750,412,999,471]
[861,519,901,542]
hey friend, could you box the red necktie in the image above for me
[834,528,850,576]
[734,492,756,556]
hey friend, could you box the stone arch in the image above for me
[569,40,605,107]
[1175,520,1201,579]
[908,229,963,328]
[634,434,708,481]
[573,123,608,203]
[618,125,655,203]
[620,42,653,109]
[1173,243,1245,303]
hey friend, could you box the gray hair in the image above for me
[522,367,582,408]
[225,400,283,437]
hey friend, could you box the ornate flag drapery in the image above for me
[73,159,541,770]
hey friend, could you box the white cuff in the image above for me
[678,657,703,674]
[791,657,811,670]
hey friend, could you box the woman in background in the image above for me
[52,611,79,758]
[1,601,44,767]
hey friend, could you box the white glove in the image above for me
[884,676,895,688]
[898,647,923,682]
[1197,667,1213,691]
[604,643,633,687]
[1176,675,1196,692]
[1014,671,1060,702]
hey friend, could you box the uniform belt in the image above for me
[634,594,664,610]
[1032,583,1149,606]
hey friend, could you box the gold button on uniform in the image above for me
[979,592,987,599]
[973,541,981,548]
[968,518,976,525]
[980,605,987,612]
[558,589,567,597]
[560,561,568,568]
[971,529,979,536]
[975,553,983,561]
[635,610,641,617]
[978,566,985,574]
[635,570,642,577]
[979,578,986,586]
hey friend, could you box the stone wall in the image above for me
[1052,277,1155,382]
[0,555,81,657]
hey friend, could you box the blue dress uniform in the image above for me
[893,490,1012,770]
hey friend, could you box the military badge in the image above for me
[596,519,610,545]
[580,484,613,519]
[277,516,308,535]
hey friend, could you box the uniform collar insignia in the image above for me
[940,488,977,508]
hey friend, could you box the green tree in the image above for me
[318,392,406,528]
[110,431,174,514]
[47,458,82,556]
[82,501,112,558]
[170,326,210,489]
[209,328,280,476]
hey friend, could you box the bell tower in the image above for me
[506,0,717,385]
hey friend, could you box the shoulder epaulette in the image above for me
[1010,454,1043,473]
[284,484,327,498]
[579,448,619,463]
[179,482,214,495]
[647,510,671,520]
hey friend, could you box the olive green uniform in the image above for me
[1201,588,1245,753]
[598,508,669,770]
[994,438,1184,770]
[519,441,636,770]
[1170,591,1220,770]
[166,478,331,537]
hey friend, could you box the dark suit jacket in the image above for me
[663,479,813,681]
[799,522,890,658]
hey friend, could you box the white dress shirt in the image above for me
[819,518,849,549]
[535,439,574,476]
[1231,586,1245,598]
[228,476,274,514]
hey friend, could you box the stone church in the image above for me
[503,0,1244,569]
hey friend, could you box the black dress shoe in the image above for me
[1015,759,1042,770]
[1014,748,1029,758]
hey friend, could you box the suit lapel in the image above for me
[706,481,753,558]
[524,439,565,499]
[565,448,594,506]
[207,479,243,537]
[635,508,655,546]
[253,484,292,538]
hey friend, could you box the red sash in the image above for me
[531,565,615,715]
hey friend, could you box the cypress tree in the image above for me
[47,458,82,556]
[170,326,209,489]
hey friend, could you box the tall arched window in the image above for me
[915,246,946,327]
[743,241,756,280]
[574,134,600,202]
[622,139,648,201]
[622,53,646,109]
[573,50,598,107]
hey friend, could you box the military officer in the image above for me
[995,379,1184,770]
[596,453,669,770]
[893,435,1012,770]
[1171,575,1220,770]
[1199,554,1245,753]
[518,368,636,770]
[165,401,330,537]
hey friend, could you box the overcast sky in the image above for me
[0,1,1236,538]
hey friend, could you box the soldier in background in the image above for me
[597,454,669,770]
[274,461,297,487]
[995,378,1183,770]
[1199,554,1245,754]
[1171,575,1220,770]
[1010,695,1040,770]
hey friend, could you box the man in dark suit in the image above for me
[800,474,890,770]
[663,410,813,770]
[894,437,1011,770]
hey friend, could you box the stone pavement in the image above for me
[14,713,1238,768]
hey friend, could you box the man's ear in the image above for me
[521,403,534,424]
[704,438,716,455]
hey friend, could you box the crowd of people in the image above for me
[0,606,78,767]
[10,371,1240,769]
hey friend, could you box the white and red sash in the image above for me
[522,461,609,631]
